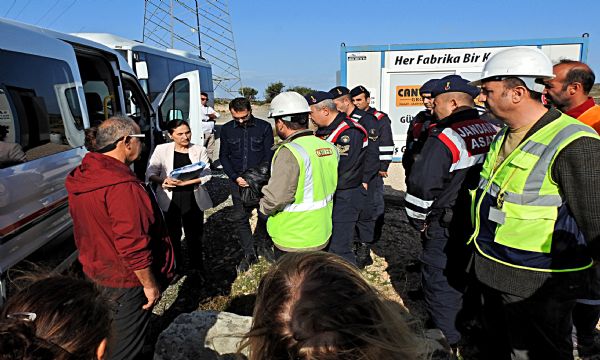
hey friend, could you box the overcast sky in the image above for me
[1,0,598,99]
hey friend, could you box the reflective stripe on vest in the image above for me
[437,127,486,172]
[282,142,335,213]
[470,115,599,272]
[267,136,339,250]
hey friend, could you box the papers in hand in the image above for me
[169,161,207,181]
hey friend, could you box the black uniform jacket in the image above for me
[316,112,368,190]
[405,107,499,230]
[365,107,395,172]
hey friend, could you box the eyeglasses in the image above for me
[201,97,208,101]
[128,133,145,138]
[114,133,145,144]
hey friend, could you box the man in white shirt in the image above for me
[200,92,220,164]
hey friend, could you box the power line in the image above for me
[4,0,16,17]
[14,0,32,19]
[34,0,61,25]
[47,0,77,28]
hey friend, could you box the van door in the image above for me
[155,70,203,145]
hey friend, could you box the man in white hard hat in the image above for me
[469,47,600,359]
[259,92,339,255]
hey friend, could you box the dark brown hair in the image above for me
[558,59,596,94]
[239,252,418,360]
[0,274,111,360]
[166,119,190,134]
[229,97,252,112]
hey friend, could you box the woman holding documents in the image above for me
[147,120,213,273]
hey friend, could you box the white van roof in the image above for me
[75,32,211,67]
[0,17,135,75]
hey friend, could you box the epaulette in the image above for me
[373,111,386,120]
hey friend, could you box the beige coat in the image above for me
[146,142,213,211]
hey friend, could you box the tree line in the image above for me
[239,82,315,102]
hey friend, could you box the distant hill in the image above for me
[591,83,600,104]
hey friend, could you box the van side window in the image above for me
[158,79,190,130]
[0,49,84,166]
[75,53,121,127]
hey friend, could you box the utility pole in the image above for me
[143,0,243,98]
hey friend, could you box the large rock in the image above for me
[154,310,252,360]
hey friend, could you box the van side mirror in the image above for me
[135,61,149,80]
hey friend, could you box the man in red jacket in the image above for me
[66,116,174,360]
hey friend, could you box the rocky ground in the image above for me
[142,170,479,359]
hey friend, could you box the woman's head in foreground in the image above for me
[0,274,112,360]
[241,251,417,360]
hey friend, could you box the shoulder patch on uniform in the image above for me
[340,135,350,144]
[336,144,350,155]
[315,148,334,157]
[369,128,379,141]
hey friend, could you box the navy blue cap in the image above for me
[419,79,439,95]
[350,85,370,98]
[305,91,334,105]
[430,75,480,98]
[328,86,350,99]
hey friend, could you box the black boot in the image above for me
[237,252,258,273]
[356,243,373,269]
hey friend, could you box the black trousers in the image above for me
[480,283,577,360]
[104,286,150,360]
[329,186,370,265]
[355,177,383,246]
[165,198,204,270]
[421,220,464,345]
[229,180,268,257]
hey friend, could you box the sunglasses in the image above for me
[96,133,145,153]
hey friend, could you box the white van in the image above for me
[74,33,214,146]
[0,18,205,303]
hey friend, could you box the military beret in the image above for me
[431,75,480,98]
[419,79,439,95]
[328,86,350,99]
[305,91,334,105]
[350,85,370,98]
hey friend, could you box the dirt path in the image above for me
[142,169,457,358]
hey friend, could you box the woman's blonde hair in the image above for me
[240,252,417,360]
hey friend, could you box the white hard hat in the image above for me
[268,91,311,119]
[469,47,555,93]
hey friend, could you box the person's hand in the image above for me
[362,182,368,190]
[236,177,249,187]
[379,171,388,178]
[141,285,161,310]
[162,177,182,190]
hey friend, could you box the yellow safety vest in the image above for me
[470,114,599,272]
[267,135,339,250]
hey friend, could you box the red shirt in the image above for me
[565,97,596,119]
[65,152,174,288]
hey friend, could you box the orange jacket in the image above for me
[577,104,600,134]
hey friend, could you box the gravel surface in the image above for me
[141,168,469,359]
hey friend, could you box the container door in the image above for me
[156,70,203,145]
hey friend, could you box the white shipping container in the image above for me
[340,37,590,161]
